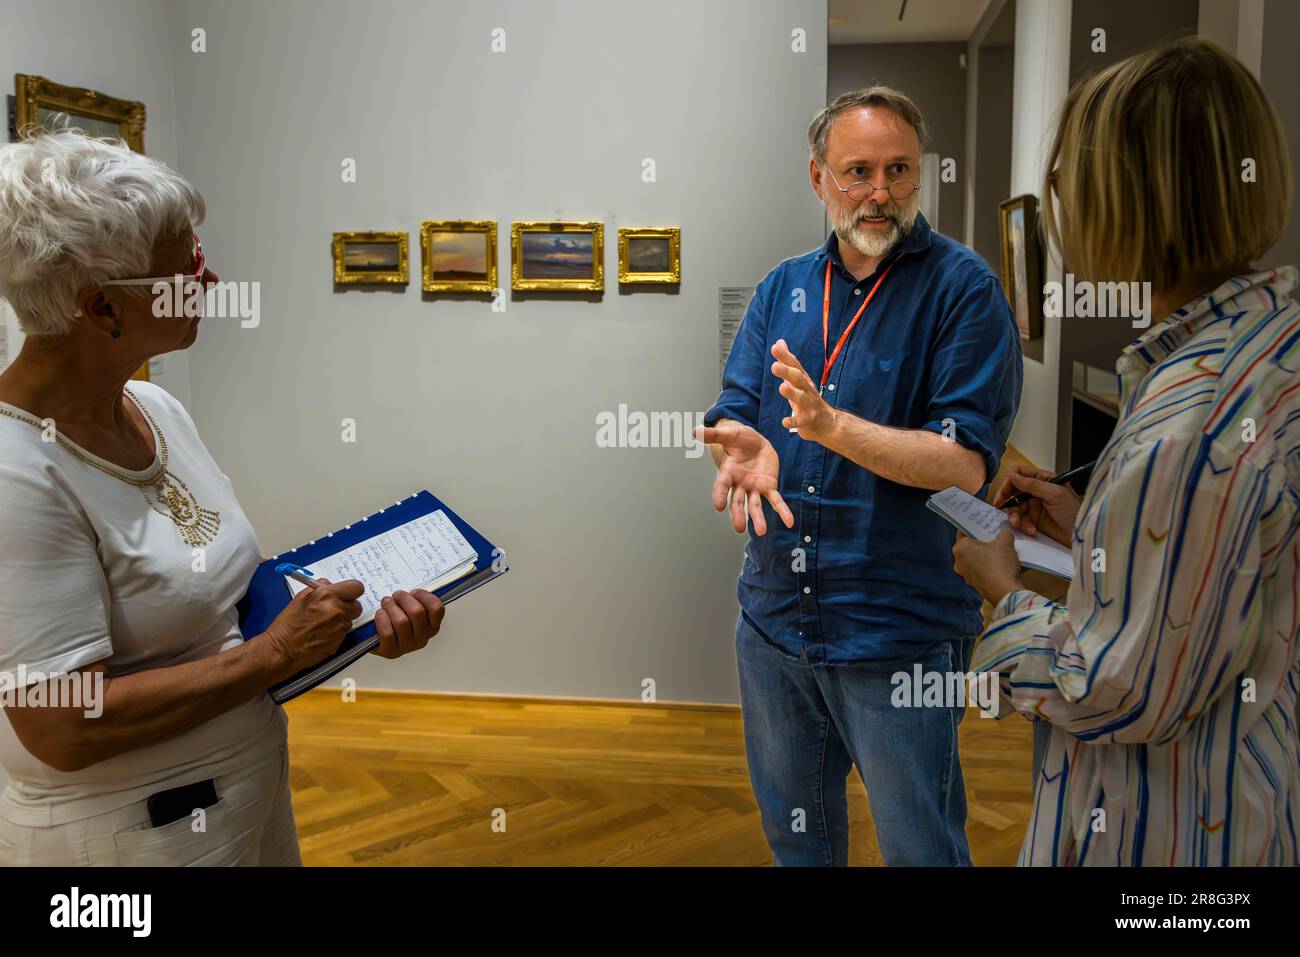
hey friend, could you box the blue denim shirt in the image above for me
[705,214,1023,663]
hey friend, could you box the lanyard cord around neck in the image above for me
[820,253,903,393]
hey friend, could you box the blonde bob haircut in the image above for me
[1043,36,1291,289]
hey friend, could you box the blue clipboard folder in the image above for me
[237,490,507,704]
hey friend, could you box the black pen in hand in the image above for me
[999,460,1097,509]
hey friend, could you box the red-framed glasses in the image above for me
[102,231,206,287]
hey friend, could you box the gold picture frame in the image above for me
[998,194,1043,341]
[332,231,409,286]
[510,221,604,292]
[420,220,497,293]
[618,227,681,285]
[14,74,146,151]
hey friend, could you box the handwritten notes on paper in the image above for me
[927,486,1074,580]
[928,486,1009,541]
[285,510,477,625]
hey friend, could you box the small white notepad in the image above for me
[285,509,477,625]
[927,486,1075,580]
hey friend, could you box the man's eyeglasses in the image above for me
[101,232,205,288]
[825,167,920,203]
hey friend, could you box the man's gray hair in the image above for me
[0,127,205,336]
[807,86,928,167]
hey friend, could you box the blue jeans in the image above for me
[735,613,974,866]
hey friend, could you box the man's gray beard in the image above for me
[831,202,918,259]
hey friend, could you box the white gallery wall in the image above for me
[167,0,829,702]
[1005,0,1070,470]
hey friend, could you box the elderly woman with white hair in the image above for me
[0,129,445,866]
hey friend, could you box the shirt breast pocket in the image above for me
[835,348,913,422]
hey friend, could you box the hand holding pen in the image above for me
[275,563,445,662]
[992,466,1087,547]
[260,564,366,676]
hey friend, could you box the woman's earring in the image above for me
[111,329,122,339]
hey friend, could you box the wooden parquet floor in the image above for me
[285,690,1035,866]
[287,446,1049,865]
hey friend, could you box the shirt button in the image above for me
[807,485,815,493]
[804,535,811,543]
[803,586,811,594]
[827,383,835,392]
[853,288,862,296]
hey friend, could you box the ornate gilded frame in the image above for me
[617,227,681,285]
[998,194,1043,341]
[510,221,604,292]
[332,231,409,286]
[13,74,146,151]
[420,220,497,293]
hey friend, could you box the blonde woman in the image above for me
[0,130,445,865]
[952,37,1298,865]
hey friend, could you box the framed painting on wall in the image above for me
[332,231,409,286]
[420,220,497,293]
[998,194,1043,341]
[510,221,603,292]
[617,227,680,285]
[13,74,146,151]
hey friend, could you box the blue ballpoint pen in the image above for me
[275,562,321,590]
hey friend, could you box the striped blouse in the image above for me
[973,267,1300,866]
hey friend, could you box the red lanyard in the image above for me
[820,253,902,393]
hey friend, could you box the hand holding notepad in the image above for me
[927,486,1074,580]
[237,490,508,703]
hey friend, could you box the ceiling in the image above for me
[829,0,995,44]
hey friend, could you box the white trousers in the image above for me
[0,743,302,866]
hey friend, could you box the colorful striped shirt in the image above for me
[972,267,1300,866]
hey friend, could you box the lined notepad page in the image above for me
[928,486,1074,580]
[928,486,1008,541]
[285,510,477,625]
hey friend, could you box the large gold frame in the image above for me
[332,231,409,285]
[998,194,1043,341]
[617,227,681,285]
[420,220,497,293]
[14,74,146,151]
[510,221,604,292]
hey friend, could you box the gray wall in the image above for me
[1069,0,1199,83]
[1262,0,1299,268]
[170,0,828,702]
[828,42,966,240]
[971,8,1014,274]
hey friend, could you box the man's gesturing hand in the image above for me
[770,339,836,442]
[693,421,795,535]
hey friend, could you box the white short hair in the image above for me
[0,128,205,336]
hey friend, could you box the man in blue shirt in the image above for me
[697,87,1022,866]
